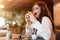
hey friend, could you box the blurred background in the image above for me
[53,0,60,40]
[53,0,60,30]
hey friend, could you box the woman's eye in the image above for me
[35,8,38,9]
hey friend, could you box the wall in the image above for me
[53,0,60,26]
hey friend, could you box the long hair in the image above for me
[32,1,55,32]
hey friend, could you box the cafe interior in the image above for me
[0,0,60,40]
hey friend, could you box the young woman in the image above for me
[25,1,55,40]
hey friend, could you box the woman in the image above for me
[25,1,55,40]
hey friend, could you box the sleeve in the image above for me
[41,16,52,40]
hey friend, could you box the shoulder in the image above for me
[42,16,50,21]
[42,16,52,27]
[42,16,51,23]
[42,16,52,28]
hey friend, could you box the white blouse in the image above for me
[26,16,55,40]
[31,16,54,40]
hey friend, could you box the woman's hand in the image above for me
[25,11,37,23]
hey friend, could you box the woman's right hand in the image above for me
[25,11,38,23]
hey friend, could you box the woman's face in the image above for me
[32,4,41,18]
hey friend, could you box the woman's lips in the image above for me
[34,13,37,16]
[34,13,37,17]
[34,13,37,15]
